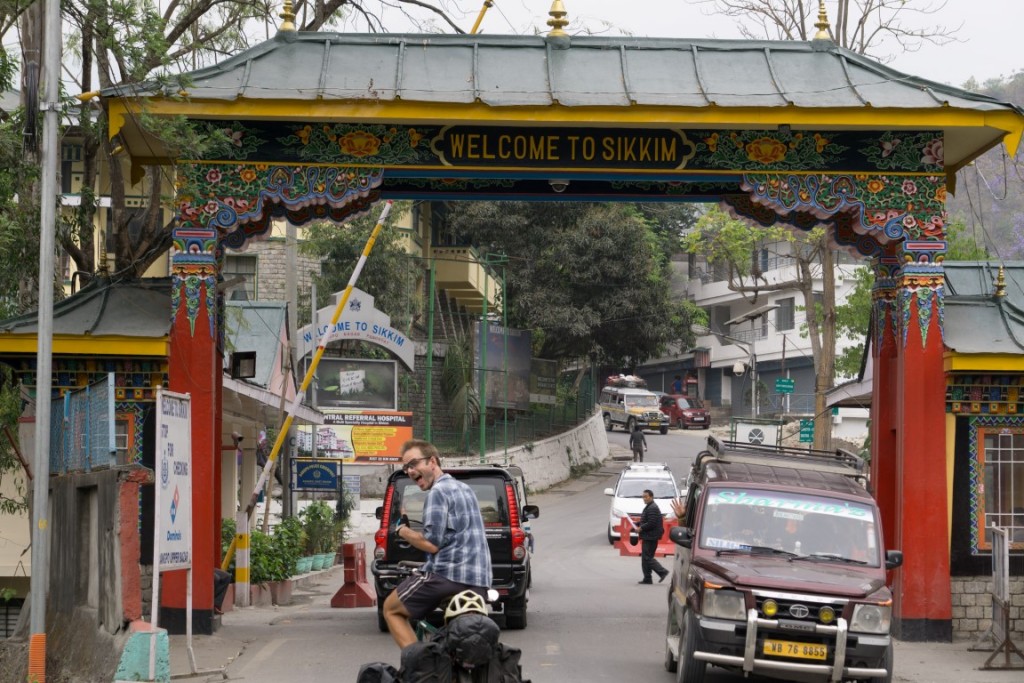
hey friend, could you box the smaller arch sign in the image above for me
[296,287,414,370]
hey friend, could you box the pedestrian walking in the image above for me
[636,489,668,584]
[628,424,647,462]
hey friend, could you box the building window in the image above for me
[1,598,24,638]
[105,208,148,250]
[60,144,82,194]
[224,254,258,301]
[114,418,129,458]
[776,297,795,331]
[710,306,731,338]
[976,427,1024,550]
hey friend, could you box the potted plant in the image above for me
[302,501,340,569]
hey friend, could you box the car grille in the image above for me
[755,595,846,625]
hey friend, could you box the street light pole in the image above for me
[723,304,778,419]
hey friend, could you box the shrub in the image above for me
[301,500,341,554]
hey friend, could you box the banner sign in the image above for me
[302,357,397,411]
[296,287,414,370]
[431,126,697,170]
[298,411,413,463]
[292,458,341,491]
[530,359,559,405]
[155,389,192,570]
[474,322,532,411]
[191,119,947,176]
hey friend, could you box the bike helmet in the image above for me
[443,590,487,623]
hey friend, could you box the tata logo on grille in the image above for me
[788,604,811,619]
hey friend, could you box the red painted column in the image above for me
[892,270,952,640]
[870,275,899,551]
[214,331,224,567]
[163,274,218,635]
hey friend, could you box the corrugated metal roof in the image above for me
[944,262,1024,354]
[103,33,1021,115]
[0,277,172,338]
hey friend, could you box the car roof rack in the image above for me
[698,435,866,480]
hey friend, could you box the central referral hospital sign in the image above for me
[296,287,413,370]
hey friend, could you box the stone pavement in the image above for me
[167,563,351,680]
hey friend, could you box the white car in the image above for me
[604,462,680,544]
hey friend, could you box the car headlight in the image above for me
[611,506,627,519]
[850,603,892,634]
[702,588,746,620]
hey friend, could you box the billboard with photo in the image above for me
[297,411,413,464]
[530,359,559,404]
[301,357,397,410]
[474,322,532,411]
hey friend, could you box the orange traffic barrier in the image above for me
[331,541,376,608]
[614,516,676,557]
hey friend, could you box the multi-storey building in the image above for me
[637,239,868,437]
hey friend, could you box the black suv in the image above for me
[371,465,539,630]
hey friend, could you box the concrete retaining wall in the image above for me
[355,409,608,498]
[440,409,608,492]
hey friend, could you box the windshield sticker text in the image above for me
[710,490,870,519]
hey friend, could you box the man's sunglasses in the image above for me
[402,456,430,472]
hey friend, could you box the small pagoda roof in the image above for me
[0,277,171,356]
[944,262,1024,361]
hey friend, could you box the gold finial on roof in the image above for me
[280,0,296,32]
[813,0,831,41]
[547,0,569,37]
[995,266,1007,298]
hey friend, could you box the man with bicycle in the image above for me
[382,439,492,649]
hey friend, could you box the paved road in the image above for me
[171,429,1024,682]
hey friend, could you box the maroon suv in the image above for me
[660,393,710,429]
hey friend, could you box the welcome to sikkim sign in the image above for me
[296,287,413,370]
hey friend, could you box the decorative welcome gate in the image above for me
[102,14,1024,639]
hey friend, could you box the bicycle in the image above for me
[370,562,510,683]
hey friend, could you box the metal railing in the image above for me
[425,385,596,456]
[50,373,116,474]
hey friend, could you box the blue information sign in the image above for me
[292,458,340,491]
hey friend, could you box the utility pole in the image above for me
[284,220,298,519]
[29,0,61,676]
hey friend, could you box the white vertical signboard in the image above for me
[151,389,196,674]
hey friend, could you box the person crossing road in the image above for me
[635,489,669,584]
[628,424,647,462]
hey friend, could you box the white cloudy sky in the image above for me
[380,0,1020,88]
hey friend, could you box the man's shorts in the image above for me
[394,570,486,620]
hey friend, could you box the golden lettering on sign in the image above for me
[431,128,695,169]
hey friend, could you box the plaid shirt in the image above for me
[422,473,492,588]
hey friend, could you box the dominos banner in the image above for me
[155,389,193,570]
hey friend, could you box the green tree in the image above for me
[683,207,840,448]
[834,266,873,379]
[0,364,27,516]
[0,1,472,287]
[445,201,703,368]
[945,218,990,260]
[299,200,420,335]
